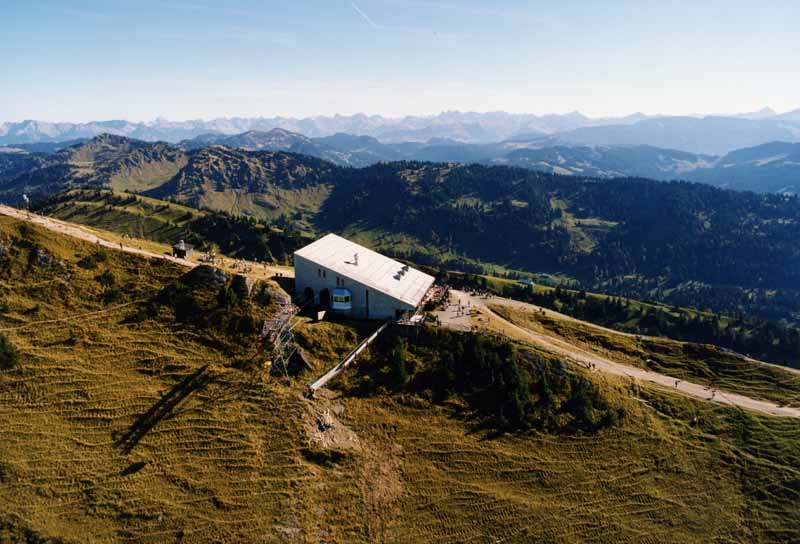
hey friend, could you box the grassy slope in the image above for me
[339,392,800,543]
[192,183,329,234]
[39,189,205,244]
[0,217,799,542]
[37,189,310,267]
[107,157,189,194]
[0,217,317,542]
[299,320,800,543]
[69,137,188,194]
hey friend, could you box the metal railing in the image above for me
[307,320,390,394]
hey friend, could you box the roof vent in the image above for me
[353,252,359,265]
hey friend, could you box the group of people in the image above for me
[200,252,219,265]
[675,378,718,401]
[230,259,254,273]
[454,298,472,318]
[466,289,493,299]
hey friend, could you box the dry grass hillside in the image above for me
[0,135,188,202]
[0,216,799,543]
[147,147,334,229]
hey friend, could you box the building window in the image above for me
[323,270,326,278]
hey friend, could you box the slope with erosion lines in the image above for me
[1,214,800,542]
[0,215,334,541]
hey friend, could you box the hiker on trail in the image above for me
[675,379,680,388]
[710,390,716,400]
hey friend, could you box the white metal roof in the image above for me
[294,233,435,307]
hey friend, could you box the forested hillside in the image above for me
[10,138,800,323]
[319,162,800,321]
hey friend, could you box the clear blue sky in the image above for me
[2,0,798,122]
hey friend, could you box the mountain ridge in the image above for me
[0,134,188,197]
[4,109,800,152]
[5,131,800,195]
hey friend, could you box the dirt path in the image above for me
[486,294,800,378]
[0,205,294,281]
[0,299,145,332]
[0,204,197,268]
[486,292,800,378]
[436,290,800,418]
[487,294,640,339]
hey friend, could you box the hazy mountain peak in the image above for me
[2,111,800,155]
[732,107,778,120]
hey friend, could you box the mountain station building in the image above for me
[293,234,435,321]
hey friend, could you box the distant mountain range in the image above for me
[690,142,800,193]
[552,116,800,155]
[177,129,396,167]
[2,131,799,195]
[3,108,800,154]
[0,111,641,146]
[492,144,718,180]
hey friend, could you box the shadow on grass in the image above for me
[273,276,294,295]
[115,364,214,455]
[120,461,148,476]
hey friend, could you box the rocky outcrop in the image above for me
[184,265,227,287]
[231,273,256,298]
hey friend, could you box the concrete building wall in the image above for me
[294,254,416,320]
